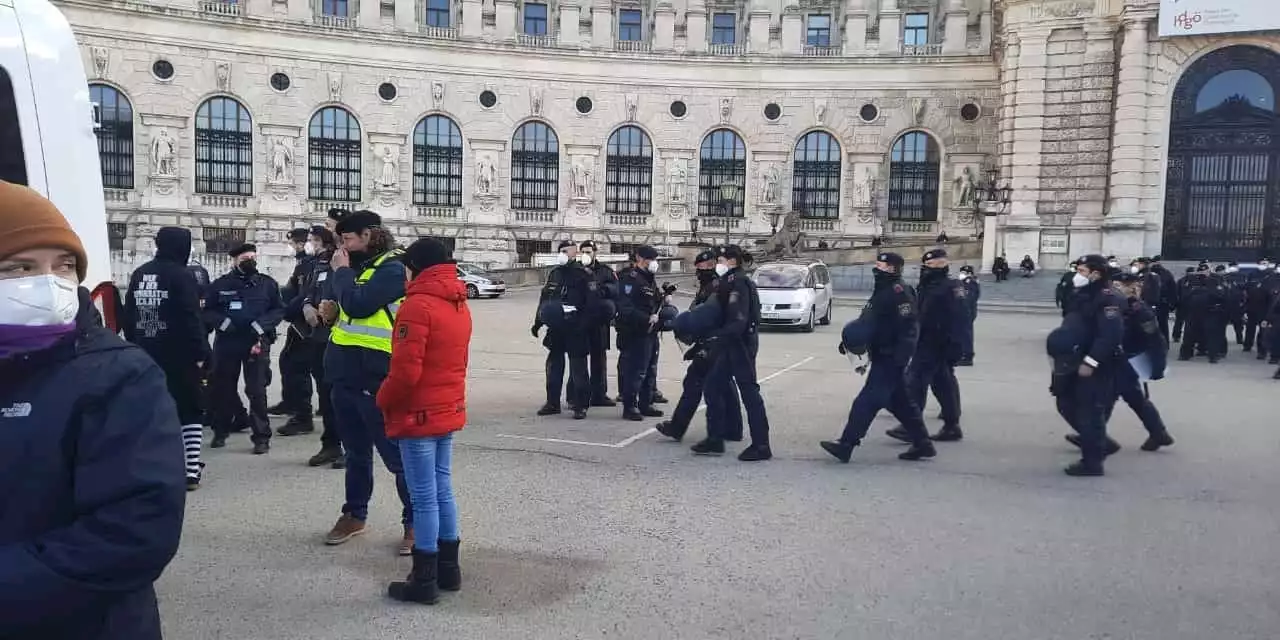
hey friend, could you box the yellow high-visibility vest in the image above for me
[329,249,404,354]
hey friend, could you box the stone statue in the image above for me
[377,146,398,188]
[954,166,976,207]
[763,210,804,258]
[850,166,871,206]
[91,47,108,79]
[625,93,638,121]
[432,81,445,106]
[328,72,342,102]
[475,156,496,195]
[269,136,294,184]
[667,159,687,203]
[215,61,231,91]
[150,129,177,177]
[572,159,594,199]
[530,88,544,116]
[814,99,827,125]
[719,97,733,122]
[759,163,781,205]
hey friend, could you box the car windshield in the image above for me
[457,263,486,276]
[752,265,808,288]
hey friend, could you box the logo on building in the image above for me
[1174,11,1204,30]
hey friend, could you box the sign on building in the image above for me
[1158,0,1280,37]
[1040,233,1069,255]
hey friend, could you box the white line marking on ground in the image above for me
[493,434,622,448]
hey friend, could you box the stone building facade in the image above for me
[52,0,1280,269]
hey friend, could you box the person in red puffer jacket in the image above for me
[376,238,473,606]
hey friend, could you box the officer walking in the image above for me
[271,227,316,425]
[820,252,935,463]
[320,211,414,554]
[690,245,771,461]
[655,248,744,443]
[533,240,595,419]
[203,243,284,454]
[888,249,972,443]
[956,264,980,364]
[1243,258,1275,358]
[123,226,212,490]
[1224,262,1247,346]
[1149,255,1178,341]
[289,226,345,469]
[576,241,618,408]
[615,245,666,423]
[1055,259,1079,315]
[1048,254,1124,477]
[1171,265,1197,343]
[1129,257,1163,316]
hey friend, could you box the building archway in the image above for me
[1163,45,1280,260]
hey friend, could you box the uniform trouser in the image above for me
[209,338,271,444]
[1243,316,1266,354]
[909,350,961,426]
[1155,306,1171,343]
[668,354,743,441]
[648,336,661,397]
[619,333,657,411]
[305,340,341,450]
[279,329,314,415]
[1105,364,1167,436]
[1205,312,1229,356]
[1179,313,1206,359]
[839,360,929,446]
[547,347,589,410]
[200,358,247,428]
[1232,316,1245,344]
[586,326,610,403]
[1172,310,1185,342]
[705,341,770,447]
[1053,371,1113,467]
[329,384,411,524]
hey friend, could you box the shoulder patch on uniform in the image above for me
[898,302,912,317]
[893,283,904,293]
[1104,305,1120,319]
[396,324,409,340]
[624,284,633,295]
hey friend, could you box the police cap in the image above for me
[1078,254,1109,274]
[694,248,717,264]
[1133,256,1150,265]
[840,317,875,356]
[334,210,382,235]
[922,248,948,262]
[1152,254,1163,262]
[1185,266,1196,274]
[877,252,905,270]
[635,245,660,260]
[717,244,745,261]
[673,298,722,342]
[1213,264,1226,272]
[959,265,974,274]
[1114,271,1141,284]
[288,227,310,242]
[557,240,575,252]
[229,243,257,258]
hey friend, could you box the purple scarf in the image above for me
[0,323,77,360]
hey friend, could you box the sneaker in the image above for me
[186,476,201,492]
[308,446,344,468]
[399,526,415,557]
[536,404,561,416]
[1140,431,1175,452]
[737,445,772,462]
[690,438,725,456]
[325,515,367,545]
[252,442,270,455]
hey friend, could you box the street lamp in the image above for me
[690,216,700,244]
[768,209,783,235]
[718,181,740,247]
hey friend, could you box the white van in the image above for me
[1,0,118,325]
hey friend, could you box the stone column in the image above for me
[942,0,967,54]
[748,8,771,53]
[781,6,803,54]
[999,36,1019,181]
[461,0,483,37]
[559,3,582,45]
[592,1,613,48]
[359,0,381,28]
[1002,29,1049,262]
[654,2,676,51]
[844,0,868,53]
[978,3,993,53]
[878,0,901,55]
[395,0,417,31]
[495,0,517,40]
[1104,13,1153,257]
[686,2,708,52]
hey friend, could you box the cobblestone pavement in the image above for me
[164,289,1280,640]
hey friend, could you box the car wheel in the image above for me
[819,301,833,325]
[466,284,479,299]
[802,306,816,333]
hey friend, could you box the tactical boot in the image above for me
[737,444,772,462]
[387,549,440,605]
[210,434,227,449]
[622,407,644,421]
[898,441,937,461]
[931,425,964,442]
[1064,461,1105,477]
[1140,431,1175,452]
[591,397,617,408]
[639,406,664,418]
[885,426,913,443]
[572,408,588,420]
[651,391,669,404]
[536,404,561,416]
[309,445,344,467]
[252,442,270,455]
[655,421,685,442]
[1064,434,1122,456]
[276,416,315,436]
[267,402,293,416]
[819,440,855,463]
[690,437,725,456]
[437,539,462,591]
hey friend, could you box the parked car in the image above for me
[749,258,834,332]
[456,262,507,299]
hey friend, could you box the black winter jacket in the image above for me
[0,289,186,640]
[123,227,211,365]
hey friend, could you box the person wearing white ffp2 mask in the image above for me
[0,180,186,640]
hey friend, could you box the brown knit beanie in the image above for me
[0,181,89,281]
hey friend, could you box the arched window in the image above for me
[887,131,940,221]
[89,84,134,190]
[792,131,841,219]
[308,106,362,202]
[194,96,253,195]
[511,121,559,211]
[698,128,746,217]
[605,125,653,215]
[412,115,463,207]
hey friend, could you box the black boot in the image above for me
[690,437,725,456]
[1140,430,1175,452]
[388,549,440,604]
[898,440,937,461]
[1064,433,1122,456]
[536,404,561,416]
[437,540,462,591]
[1064,461,1105,477]
[276,415,315,436]
[267,402,293,416]
[639,406,664,418]
[820,440,855,463]
[655,421,684,442]
[930,425,964,442]
[308,445,344,467]
[622,406,644,421]
[885,426,913,443]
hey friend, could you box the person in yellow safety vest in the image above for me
[316,210,415,555]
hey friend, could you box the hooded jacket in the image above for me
[0,288,186,640]
[377,264,472,439]
[123,227,211,365]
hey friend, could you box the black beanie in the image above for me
[403,238,453,276]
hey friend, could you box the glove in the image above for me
[531,324,541,338]
[838,342,847,355]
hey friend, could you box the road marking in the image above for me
[495,356,815,449]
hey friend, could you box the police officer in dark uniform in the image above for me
[1243,257,1275,358]
[203,243,284,453]
[1222,261,1247,346]
[1171,265,1197,343]
[1055,259,1079,316]
[614,245,666,422]
[1049,254,1124,477]
[820,252,935,463]
[272,228,316,423]
[655,248,744,443]
[954,264,980,366]
[1149,255,1178,341]
[1129,257,1163,315]
[533,241,594,419]
[887,249,972,443]
[575,241,619,407]
[287,226,346,468]
[691,245,771,461]
[1177,263,1227,361]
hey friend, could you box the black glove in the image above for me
[838,342,847,355]
[531,324,541,338]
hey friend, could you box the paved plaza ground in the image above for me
[166,289,1280,640]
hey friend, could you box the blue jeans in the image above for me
[399,435,460,553]
[330,384,412,524]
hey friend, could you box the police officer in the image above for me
[203,243,284,454]
[820,252,935,463]
[1178,264,1227,362]
[320,210,414,552]
[954,264,980,366]
[1129,257,1163,316]
[1055,259,1079,315]
[1222,261,1247,346]
[1171,265,1197,343]
[615,245,666,422]
[532,240,595,419]
[1243,257,1275,358]
[1050,254,1124,477]
[291,226,345,469]
[576,241,618,407]
[1149,255,1178,341]
[690,245,771,461]
[888,249,972,443]
[655,248,744,443]
[272,227,316,424]
[123,226,212,490]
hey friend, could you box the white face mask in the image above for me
[714,264,729,277]
[646,260,660,274]
[556,252,570,266]
[580,252,594,265]
[1227,266,1239,273]
[0,274,80,327]
[304,242,317,256]
[1108,261,1118,268]
[1071,273,1090,289]
[1129,265,1140,274]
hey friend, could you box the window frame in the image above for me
[618,8,643,42]
[321,0,349,17]
[523,2,549,35]
[605,125,654,215]
[711,12,736,45]
[425,0,451,28]
[805,14,831,47]
[307,106,363,203]
[791,130,842,219]
[903,12,930,46]
[412,114,464,207]
[89,83,135,190]
[194,96,254,197]
[887,131,941,222]
[698,128,747,218]
[510,120,560,211]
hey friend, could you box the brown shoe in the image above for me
[398,525,415,557]
[324,515,367,546]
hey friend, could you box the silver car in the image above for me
[456,262,507,299]
[749,259,835,332]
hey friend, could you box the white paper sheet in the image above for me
[1129,353,1154,382]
